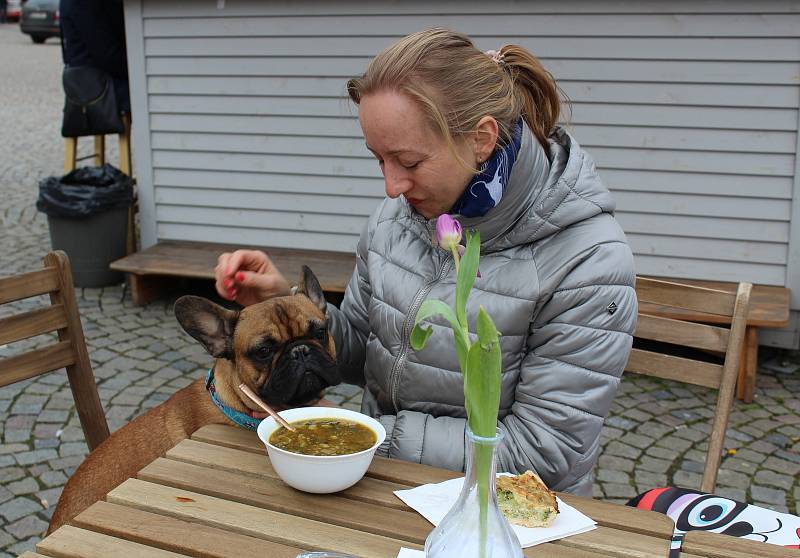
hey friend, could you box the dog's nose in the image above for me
[289,345,310,360]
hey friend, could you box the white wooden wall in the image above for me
[124,0,800,346]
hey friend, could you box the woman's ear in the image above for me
[474,116,500,164]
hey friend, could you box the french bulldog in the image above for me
[175,265,339,411]
[48,266,339,534]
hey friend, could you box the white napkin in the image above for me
[397,549,425,558]
[394,475,596,548]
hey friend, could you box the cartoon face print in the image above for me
[635,487,800,548]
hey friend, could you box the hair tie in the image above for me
[485,49,505,65]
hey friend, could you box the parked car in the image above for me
[6,0,23,21]
[20,0,59,43]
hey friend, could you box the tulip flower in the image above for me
[436,215,479,277]
[436,214,462,251]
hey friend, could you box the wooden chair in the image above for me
[626,277,752,493]
[0,251,110,451]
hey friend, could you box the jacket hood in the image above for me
[460,123,617,252]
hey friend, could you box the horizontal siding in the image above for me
[147,95,799,132]
[158,223,359,253]
[616,213,790,243]
[155,186,379,215]
[144,37,800,61]
[146,56,800,85]
[153,169,383,197]
[139,0,800,292]
[143,1,800,17]
[147,76,799,108]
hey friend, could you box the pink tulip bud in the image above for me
[436,214,462,251]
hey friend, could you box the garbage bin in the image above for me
[37,164,134,288]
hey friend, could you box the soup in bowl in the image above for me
[257,407,386,493]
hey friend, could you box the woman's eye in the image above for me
[401,161,420,169]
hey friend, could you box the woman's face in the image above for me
[358,90,476,219]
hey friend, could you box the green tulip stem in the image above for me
[450,244,461,276]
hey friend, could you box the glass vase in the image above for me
[424,427,523,558]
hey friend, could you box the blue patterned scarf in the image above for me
[450,119,523,218]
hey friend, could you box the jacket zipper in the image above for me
[388,254,452,412]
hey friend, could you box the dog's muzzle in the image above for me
[260,340,339,405]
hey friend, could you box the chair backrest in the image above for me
[0,251,109,451]
[626,277,752,493]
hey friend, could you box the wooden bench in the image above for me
[639,277,790,404]
[111,241,790,404]
[109,239,356,307]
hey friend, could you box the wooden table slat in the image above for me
[192,424,675,540]
[37,525,185,558]
[107,478,422,558]
[554,528,671,558]
[681,530,798,558]
[72,500,303,558]
[17,553,50,558]
[140,456,431,544]
[167,438,410,510]
[523,545,614,557]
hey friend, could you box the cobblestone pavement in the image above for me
[1,23,799,556]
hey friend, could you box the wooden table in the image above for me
[27,424,681,558]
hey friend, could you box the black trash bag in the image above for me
[37,164,133,218]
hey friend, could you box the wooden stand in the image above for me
[110,240,355,307]
[63,115,136,255]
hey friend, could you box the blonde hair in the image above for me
[347,28,563,158]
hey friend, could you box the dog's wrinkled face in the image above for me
[174,266,339,407]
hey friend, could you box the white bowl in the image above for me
[256,407,386,494]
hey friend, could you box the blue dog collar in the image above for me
[206,369,262,431]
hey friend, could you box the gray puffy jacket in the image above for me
[328,123,637,496]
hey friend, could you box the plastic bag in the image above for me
[37,164,133,218]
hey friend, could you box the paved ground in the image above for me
[0,23,799,556]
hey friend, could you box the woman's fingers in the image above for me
[225,249,268,277]
[214,249,290,304]
[214,253,234,298]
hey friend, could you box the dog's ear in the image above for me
[174,295,239,359]
[295,265,327,314]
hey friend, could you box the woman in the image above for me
[215,28,636,496]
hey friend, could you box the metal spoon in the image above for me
[238,383,296,432]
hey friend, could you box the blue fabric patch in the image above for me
[450,118,523,218]
[206,369,262,431]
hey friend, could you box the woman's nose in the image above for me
[384,166,412,199]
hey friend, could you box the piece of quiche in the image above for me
[496,470,559,528]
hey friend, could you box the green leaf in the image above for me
[410,299,469,362]
[464,307,502,439]
[409,324,433,351]
[455,230,480,328]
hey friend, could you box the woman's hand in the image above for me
[214,249,291,307]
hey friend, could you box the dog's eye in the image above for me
[254,346,273,360]
[313,326,327,341]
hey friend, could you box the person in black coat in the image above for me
[0,0,8,24]
[59,0,130,113]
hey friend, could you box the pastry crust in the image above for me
[496,470,559,528]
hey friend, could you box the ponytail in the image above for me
[499,45,561,152]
